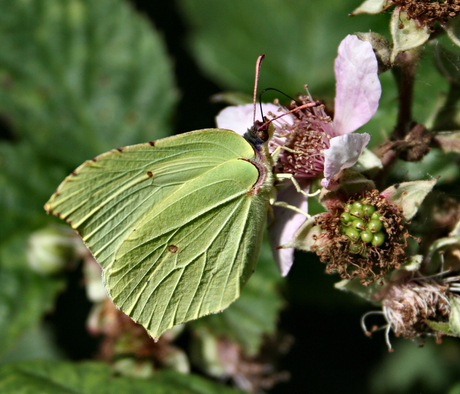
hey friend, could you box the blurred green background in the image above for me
[1,0,460,393]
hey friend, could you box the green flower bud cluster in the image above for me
[340,199,386,251]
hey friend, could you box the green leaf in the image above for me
[425,320,454,336]
[449,296,460,336]
[389,149,460,186]
[0,0,178,168]
[370,340,452,393]
[0,360,245,394]
[0,234,65,357]
[350,148,383,177]
[0,267,64,357]
[351,0,392,15]
[433,42,460,85]
[285,216,318,252]
[334,278,377,303]
[193,240,284,355]
[0,324,64,365]
[450,219,460,237]
[445,14,460,47]
[448,383,460,394]
[426,233,460,267]
[434,131,460,153]
[178,0,388,96]
[318,170,376,205]
[380,178,438,221]
[0,142,66,242]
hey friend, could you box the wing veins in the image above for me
[113,194,248,326]
[112,227,182,307]
[116,176,251,258]
[182,197,247,318]
[71,169,147,228]
[219,198,253,307]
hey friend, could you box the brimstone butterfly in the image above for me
[44,56,314,339]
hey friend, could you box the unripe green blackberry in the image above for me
[339,197,388,254]
[313,189,408,285]
[340,212,353,225]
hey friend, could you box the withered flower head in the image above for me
[381,274,453,340]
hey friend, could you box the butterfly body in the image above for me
[45,128,274,338]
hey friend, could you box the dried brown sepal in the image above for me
[382,123,432,162]
[312,189,408,285]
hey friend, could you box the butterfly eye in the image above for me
[254,122,269,142]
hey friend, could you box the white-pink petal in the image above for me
[215,103,280,136]
[333,35,381,136]
[322,133,371,188]
[268,181,310,276]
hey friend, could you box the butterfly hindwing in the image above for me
[110,158,269,337]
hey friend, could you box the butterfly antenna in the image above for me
[257,88,321,128]
[259,87,301,107]
[253,54,265,125]
[258,87,302,122]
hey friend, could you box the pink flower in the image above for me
[216,35,381,276]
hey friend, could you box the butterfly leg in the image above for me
[270,145,282,163]
[270,198,310,218]
[274,173,321,197]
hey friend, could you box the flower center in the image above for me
[272,94,332,178]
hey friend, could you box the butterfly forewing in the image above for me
[46,129,254,269]
[45,128,273,339]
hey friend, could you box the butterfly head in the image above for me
[243,118,274,152]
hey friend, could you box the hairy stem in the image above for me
[391,52,418,140]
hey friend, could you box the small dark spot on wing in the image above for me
[168,245,178,253]
[149,141,155,146]
[147,171,153,178]
[71,171,77,176]
[117,147,124,152]
[92,157,98,162]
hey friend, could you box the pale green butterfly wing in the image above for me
[45,129,274,339]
